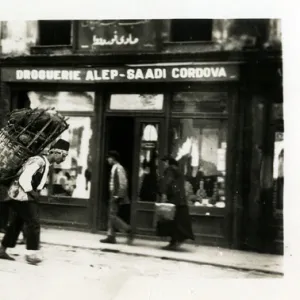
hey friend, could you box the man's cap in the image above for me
[51,139,70,152]
[107,150,120,162]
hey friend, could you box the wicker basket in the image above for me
[6,108,68,153]
[0,128,33,182]
[0,108,69,184]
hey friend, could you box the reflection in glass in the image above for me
[169,119,227,208]
[27,91,95,111]
[49,117,93,199]
[172,92,228,113]
[273,132,284,210]
[110,94,164,110]
[138,123,159,202]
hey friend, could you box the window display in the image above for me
[39,117,93,199]
[272,131,284,210]
[169,118,227,208]
[28,91,94,199]
[28,91,95,111]
[138,122,160,202]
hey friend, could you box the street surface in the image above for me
[0,244,282,300]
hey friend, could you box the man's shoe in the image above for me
[162,241,179,251]
[25,254,42,265]
[100,236,116,244]
[0,251,15,261]
[127,229,134,245]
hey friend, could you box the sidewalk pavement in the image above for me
[31,227,284,275]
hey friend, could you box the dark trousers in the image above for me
[0,201,10,230]
[0,202,27,239]
[1,200,40,250]
[107,198,130,237]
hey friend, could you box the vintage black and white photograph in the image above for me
[0,11,287,300]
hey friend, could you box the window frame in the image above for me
[169,19,214,43]
[10,88,96,206]
[38,20,73,47]
[30,21,76,54]
[169,117,228,208]
[168,89,231,216]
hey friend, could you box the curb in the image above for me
[41,241,284,276]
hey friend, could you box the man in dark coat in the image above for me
[100,150,133,245]
[158,156,195,250]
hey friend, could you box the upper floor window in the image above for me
[38,20,72,46]
[170,19,213,42]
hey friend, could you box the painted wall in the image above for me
[0,19,282,57]
[0,21,38,56]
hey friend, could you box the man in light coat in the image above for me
[100,150,133,244]
[0,139,69,264]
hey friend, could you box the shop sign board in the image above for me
[1,64,239,83]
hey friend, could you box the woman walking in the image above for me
[157,156,195,250]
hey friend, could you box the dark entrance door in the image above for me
[130,118,164,235]
[102,117,135,230]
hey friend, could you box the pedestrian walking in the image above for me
[100,150,133,245]
[0,139,69,265]
[157,155,195,250]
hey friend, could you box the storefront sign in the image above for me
[77,20,157,51]
[1,65,239,83]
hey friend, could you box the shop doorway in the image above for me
[101,115,165,235]
[103,117,135,227]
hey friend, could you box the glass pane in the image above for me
[138,122,160,202]
[169,118,227,208]
[27,91,95,111]
[42,116,93,199]
[110,94,163,110]
[272,131,284,210]
[172,92,228,113]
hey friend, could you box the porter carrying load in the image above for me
[0,107,69,184]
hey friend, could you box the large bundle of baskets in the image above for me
[0,107,69,184]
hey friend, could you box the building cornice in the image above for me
[0,50,282,67]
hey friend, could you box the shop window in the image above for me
[170,19,213,42]
[27,91,94,111]
[138,123,160,202]
[172,92,228,114]
[272,131,284,211]
[229,19,269,44]
[38,20,72,46]
[109,94,164,111]
[169,119,227,208]
[25,91,95,200]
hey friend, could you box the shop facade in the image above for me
[0,57,283,254]
[0,19,283,254]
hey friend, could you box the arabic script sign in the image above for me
[77,20,157,52]
[1,65,239,83]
